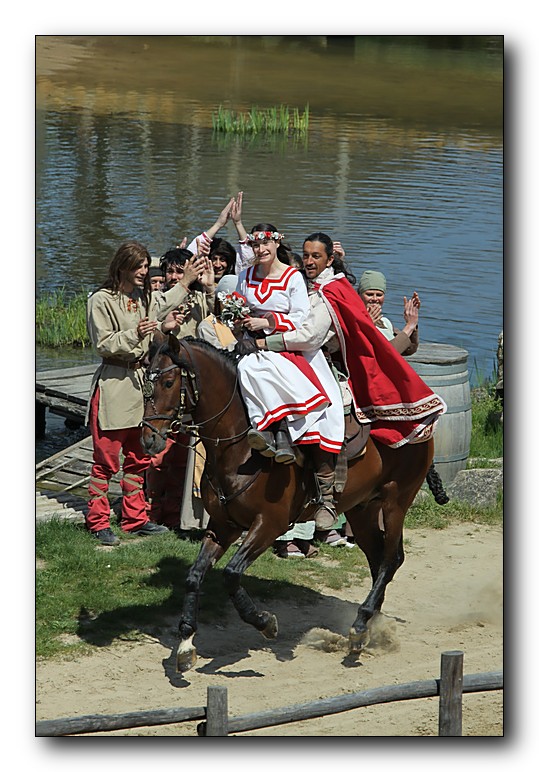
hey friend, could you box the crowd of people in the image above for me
[85,193,446,553]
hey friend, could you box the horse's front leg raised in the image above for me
[177,528,239,673]
[222,518,282,639]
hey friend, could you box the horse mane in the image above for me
[161,335,239,378]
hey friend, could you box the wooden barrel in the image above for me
[407,342,472,485]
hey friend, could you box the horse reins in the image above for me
[140,341,260,508]
[140,342,250,445]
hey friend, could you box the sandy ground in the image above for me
[35,522,502,737]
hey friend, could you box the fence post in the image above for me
[205,685,229,736]
[439,650,463,736]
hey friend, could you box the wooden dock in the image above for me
[36,434,122,523]
[36,363,95,433]
[35,363,123,522]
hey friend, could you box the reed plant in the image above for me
[36,288,90,348]
[212,104,309,135]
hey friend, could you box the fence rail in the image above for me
[35,651,502,737]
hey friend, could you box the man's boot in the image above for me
[310,447,339,530]
[313,471,339,530]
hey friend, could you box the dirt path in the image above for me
[36,522,502,736]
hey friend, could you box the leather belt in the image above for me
[102,357,144,371]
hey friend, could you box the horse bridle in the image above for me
[140,342,249,446]
[140,341,262,509]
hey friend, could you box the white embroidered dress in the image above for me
[236,265,344,453]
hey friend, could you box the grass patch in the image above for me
[469,387,503,460]
[36,519,369,660]
[36,288,90,347]
[212,104,309,135]
[406,488,503,530]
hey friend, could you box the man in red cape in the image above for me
[320,274,446,447]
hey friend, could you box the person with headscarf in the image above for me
[358,269,420,356]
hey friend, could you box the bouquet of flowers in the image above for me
[218,290,251,329]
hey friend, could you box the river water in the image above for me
[36,35,503,382]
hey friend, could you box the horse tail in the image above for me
[426,463,450,505]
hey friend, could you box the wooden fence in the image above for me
[36,651,502,737]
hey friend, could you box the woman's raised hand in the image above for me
[333,240,346,259]
[216,198,234,228]
[403,296,419,326]
[231,191,248,240]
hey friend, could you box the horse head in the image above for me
[140,333,243,457]
[140,332,200,456]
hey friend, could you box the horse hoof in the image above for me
[260,613,278,639]
[176,636,197,673]
[349,627,369,655]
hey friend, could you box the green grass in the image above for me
[36,519,369,660]
[406,488,502,530]
[468,387,503,461]
[212,104,309,135]
[36,288,90,347]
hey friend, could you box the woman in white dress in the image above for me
[233,222,345,525]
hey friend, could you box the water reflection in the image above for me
[36,35,502,380]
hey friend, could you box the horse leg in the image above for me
[348,481,407,654]
[222,518,283,639]
[176,525,241,673]
[344,500,385,652]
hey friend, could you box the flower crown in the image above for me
[247,231,284,242]
[217,290,251,328]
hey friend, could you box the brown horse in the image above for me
[140,333,434,673]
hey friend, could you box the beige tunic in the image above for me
[165,288,214,339]
[86,284,190,430]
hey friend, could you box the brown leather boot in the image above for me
[313,471,339,530]
[308,446,339,530]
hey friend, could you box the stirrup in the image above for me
[274,429,295,464]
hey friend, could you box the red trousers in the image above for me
[87,387,151,533]
[146,437,189,528]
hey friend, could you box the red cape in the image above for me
[320,276,446,447]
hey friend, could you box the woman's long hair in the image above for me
[303,232,357,285]
[210,237,237,275]
[250,222,294,266]
[95,241,152,312]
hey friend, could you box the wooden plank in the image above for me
[35,705,206,737]
[225,672,503,734]
[35,394,88,415]
[42,386,88,404]
[36,364,97,380]
[36,436,93,470]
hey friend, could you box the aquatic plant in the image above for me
[36,288,90,347]
[212,104,309,135]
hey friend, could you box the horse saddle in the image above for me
[334,412,370,493]
[343,412,370,460]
